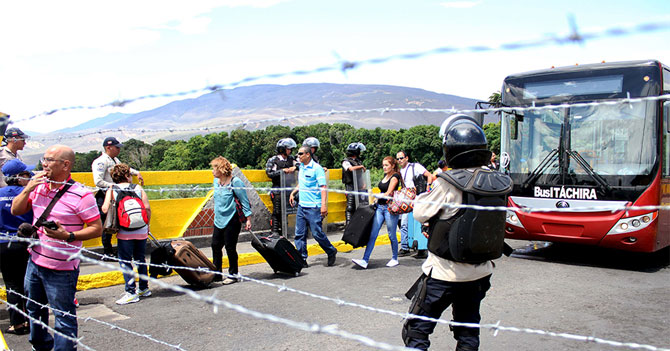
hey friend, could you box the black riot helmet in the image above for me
[302,137,320,150]
[439,114,491,169]
[276,138,297,154]
[345,142,366,157]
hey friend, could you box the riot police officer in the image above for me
[402,115,512,351]
[341,142,366,225]
[265,138,298,236]
[302,137,321,164]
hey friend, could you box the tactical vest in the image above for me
[426,168,512,264]
[341,157,362,185]
[270,155,297,187]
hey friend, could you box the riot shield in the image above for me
[280,171,299,238]
[352,169,371,209]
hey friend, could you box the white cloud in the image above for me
[440,1,482,9]
[0,0,288,55]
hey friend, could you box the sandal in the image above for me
[5,323,29,335]
[5,325,30,335]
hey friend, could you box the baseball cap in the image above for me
[4,128,29,140]
[2,159,35,177]
[102,137,123,147]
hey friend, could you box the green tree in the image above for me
[483,122,501,154]
[397,125,442,170]
[158,141,191,170]
[147,139,174,170]
[489,91,501,104]
[118,138,152,170]
[72,150,101,172]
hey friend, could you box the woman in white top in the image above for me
[102,163,152,305]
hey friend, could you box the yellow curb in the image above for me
[0,327,8,351]
[1,233,401,294]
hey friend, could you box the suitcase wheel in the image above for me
[273,270,278,274]
[294,272,299,277]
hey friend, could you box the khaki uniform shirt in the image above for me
[413,167,494,282]
[92,153,139,190]
[0,147,22,188]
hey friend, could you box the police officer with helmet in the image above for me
[402,115,512,351]
[341,142,366,225]
[302,137,321,164]
[265,138,298,236]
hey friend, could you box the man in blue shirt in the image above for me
[0,159,34,335]
[289,146,337,267]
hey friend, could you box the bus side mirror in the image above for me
[473,112,485,127]
[511,117,519,140]
[665,101,670,134]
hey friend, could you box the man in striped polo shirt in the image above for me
[12,145,102,351]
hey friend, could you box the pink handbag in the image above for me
[388,187,416,214]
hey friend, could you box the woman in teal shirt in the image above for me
[210,156,252,284]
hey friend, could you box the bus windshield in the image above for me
[501,100,657,188]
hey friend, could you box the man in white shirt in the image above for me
[0,128,29,188]
[92,137,143,257]
[396,151,434,257]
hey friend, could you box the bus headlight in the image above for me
[506,210,525,228]
[607,212,657,235]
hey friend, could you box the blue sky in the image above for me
[1,0,669,133]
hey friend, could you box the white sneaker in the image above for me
[115,292,139,305]
[222,278,238,285]
[352,259,368,269]
[138,288,152,297]
[386,259,399,267]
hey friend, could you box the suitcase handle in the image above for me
[248,230,263,245]
[147,232,163,248]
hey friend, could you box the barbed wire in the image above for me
[18,176,669,214]
[6,234,670,351]
[11,19,670,125]
[2,235,415,351]
[27,93,670,142]
[4,289,185,351]
[0,296,95,351]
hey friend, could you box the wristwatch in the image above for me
[67,232,76,243]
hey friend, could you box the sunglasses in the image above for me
[297,152,305,156]
[397,157,405,160]
[40,157,65,164]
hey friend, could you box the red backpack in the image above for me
[113,184,149,230]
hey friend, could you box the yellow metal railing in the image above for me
[70,168,347,247]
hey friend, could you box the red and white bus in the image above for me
[500,60,670,252]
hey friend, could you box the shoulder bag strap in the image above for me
[36,179,75,224]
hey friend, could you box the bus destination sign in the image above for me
[534,186,597,200]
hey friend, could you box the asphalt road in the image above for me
[2,238,669,351]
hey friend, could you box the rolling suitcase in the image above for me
[169,240,217,287]
[148,232,175,278]
[408,213,427,251]
[251,232,303,276]
[342,204,376,248]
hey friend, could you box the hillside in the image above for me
[24,83,495,162]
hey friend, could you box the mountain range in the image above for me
[23,83,496,162]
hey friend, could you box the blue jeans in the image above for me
[362,204,399,262]
[24,259,79,351]
[117,239,148,294]
[294,206,336,259]
[400,213,410,250]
